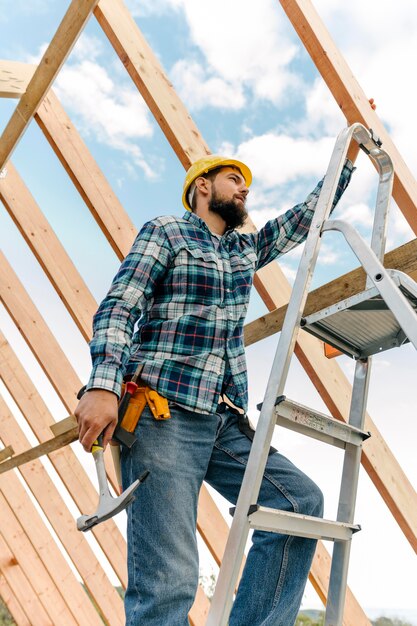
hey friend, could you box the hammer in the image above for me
[77,432,148,532]
[77,363,149,532]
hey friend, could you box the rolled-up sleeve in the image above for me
[251,159,354,270]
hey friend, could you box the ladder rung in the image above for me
[245,505,360,541]
[273,397,370,448]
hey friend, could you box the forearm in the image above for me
[254,159,354,269]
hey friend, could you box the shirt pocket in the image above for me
[229,249,256,302]
[170,244,221,303]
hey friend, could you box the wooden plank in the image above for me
[0,426,78,475]
[0,428,105,626]
[190,586,210,626]
[0,445,14,462]
[0,60,35,99]
[0,576,30,626]
[245,237,417,346]
[50,414,78,436]
[0,0,100,171]
[95,0,211,169]
[0,492,79,626]
[279,0,417,235]
[0,328,128,590]
[0,535,51,626]
[0,389,124,626]
[36,90,136,261]
[0,164,97,342]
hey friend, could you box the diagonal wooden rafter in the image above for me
[0,575,29,626]
[0,0,100,172]
[0,405,107,625]
[0,60,35,99]
[279,0,417,234]
[0,534,50,626]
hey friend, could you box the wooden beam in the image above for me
[0,393,122,626]
[245,237,417,346]
[0,534,51,626]
[0,163,97,342]
[0,60,35,99]
[279,0,417,235]
[0,445,14,462]
[0,492,79,626]
[0,325,128,590]
[0,0,100,171]
[35,90,136,261]
[95,0,210,169]
[0,576,30,626]
[0,414,107,626]
[0,425,78,475]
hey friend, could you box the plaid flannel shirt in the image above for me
[87,161,354,414]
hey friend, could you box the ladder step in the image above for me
[271,397,370,449]
[243,505,361,541]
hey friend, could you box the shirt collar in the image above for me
[183,211,237,242]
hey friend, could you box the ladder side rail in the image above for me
[369,152,393,260]
[322,220,417,351]
[207,123,365,626]
[325,359,371,626]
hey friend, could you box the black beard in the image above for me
[208,192,248,230]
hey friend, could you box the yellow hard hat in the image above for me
[182,155,252,211]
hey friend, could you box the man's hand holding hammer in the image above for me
[75,389,118,452]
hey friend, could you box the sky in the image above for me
[0,0,416,622]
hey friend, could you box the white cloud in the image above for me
[55,60,155,178]
[220,133,334,188]
[171,0,302,106]
[170,60,245,111]
[338,202,374,229]
[125,0,181,17]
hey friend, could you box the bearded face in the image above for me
[208,184,248,230]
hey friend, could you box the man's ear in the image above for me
[194,176,210,197]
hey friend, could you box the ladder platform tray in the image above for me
[300,270,417,358]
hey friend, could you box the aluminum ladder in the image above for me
[206,123,417,626]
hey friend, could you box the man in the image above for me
[76,154,354,625]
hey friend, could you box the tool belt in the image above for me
[119,381,171,433]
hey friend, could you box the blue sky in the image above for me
[1,0,417,620]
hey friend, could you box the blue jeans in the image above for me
[121,403,324,626]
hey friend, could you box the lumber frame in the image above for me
[0,0,100,171]
[0,339,125,624]
[0,489,79,626]
[0,575,30,626]
[0,534,51,626]
[0,0,416,622]
[279,0,417,235]
[0,60,35,99]
[0,404,107,626]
